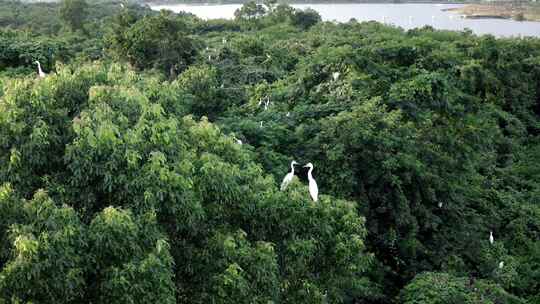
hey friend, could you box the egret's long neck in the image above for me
[290,163,295,174]
[307,167,313,180]
[37,62,43,73]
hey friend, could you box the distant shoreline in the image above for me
[148,1,472,5]
[444,4,540,22]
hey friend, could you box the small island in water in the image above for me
[445,2,540,21]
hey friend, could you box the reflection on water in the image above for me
[150,3,540,37]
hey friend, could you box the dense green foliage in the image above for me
[0,0,539,303]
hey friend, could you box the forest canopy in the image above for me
[0,0,539,303]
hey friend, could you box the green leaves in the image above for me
[107,11,197,77]
[0,188,87,304]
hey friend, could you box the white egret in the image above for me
[489,231,494,245]
[499,261,504,269]
[304,163,318,202]
[332,72,340,81]
[232,135,242,145]
[260,121,263,128]
[438,202,443,208]
[35,61,46,78]
[286,112,290,117]
[280,161,298,191]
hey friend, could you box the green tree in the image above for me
[107,11,197,77]
[0,188,87,303]
[291,8,321,30]
[401,272,525,304]
[59,0,88,32]
[234,1,267,20]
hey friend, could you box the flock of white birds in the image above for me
[36,57,504,270]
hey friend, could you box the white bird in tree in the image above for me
[232,135,242,145]
[280,161,298,191]
[489,231,494,245]
[499,261,504,269]
[304,162,318,202]
[35,61,46,78]
[332,72,340,81]
[438,202,443,208]
[259,121,263,128]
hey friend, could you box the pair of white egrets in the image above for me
[489,231,505,269]
[280,161,318,202]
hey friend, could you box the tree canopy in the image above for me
[0,1,539,303]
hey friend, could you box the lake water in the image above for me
[150,3,540,37]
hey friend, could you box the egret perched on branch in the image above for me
[499,261,504,269]
[332,72,340,81]
[280,161,298,191]
[489,231,494,245]
[35,61,46,78]
[304,163,318,202]
[438,202,443,208]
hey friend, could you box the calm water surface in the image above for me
[150,3,540,37]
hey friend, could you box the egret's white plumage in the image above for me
[280,161,298,191]
[332,72,340,81]
[499,261,504,269]
[286,112,290,117]
[304,163,318,202]
[35,61,46,78]
[260,121,263,128]
[438,202,443,208]
[489,231,494,245]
